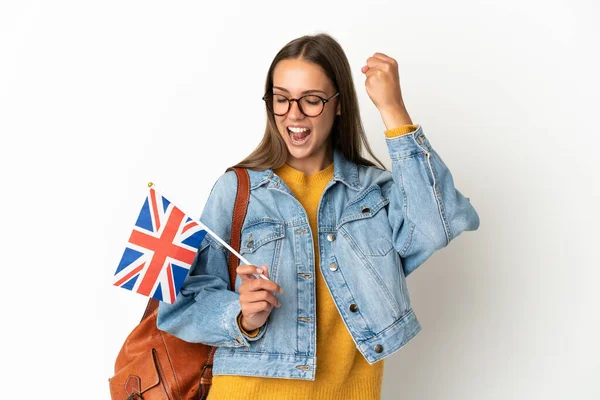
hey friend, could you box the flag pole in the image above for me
[148,182,270,281]
[196,220,270,281]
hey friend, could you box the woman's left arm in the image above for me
[362,53,480,277]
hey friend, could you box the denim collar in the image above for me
[331,149,361,191]
[247,149,361,192]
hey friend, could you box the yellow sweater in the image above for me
[208,125,418,400]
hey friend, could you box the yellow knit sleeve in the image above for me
[237,312,260,338]
[384,124,419,138]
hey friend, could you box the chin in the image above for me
[286,147,314,161]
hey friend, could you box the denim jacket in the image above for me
[157,125,480,380]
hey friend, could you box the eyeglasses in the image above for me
[262,91,339,117]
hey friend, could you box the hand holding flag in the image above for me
[113,183,268,304]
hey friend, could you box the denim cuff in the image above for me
[237,312,260,338]
[385,125,433,160]
[224,300,268,347]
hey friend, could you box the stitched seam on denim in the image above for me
[366,318,422,363]
[296,265,300,355]
[395,251,407,309]
[240,220,285,254]
[427,153,452,245]
[338,217,396,257]
[424,153,451,245]
[319,226,337,232]
[344,185,380,207]
[240,231,284,254]
[387,128,432,161]
[293,225,307,268]
[214,349,314,357]
[325,257,375,343]
[243,217,284,228]
[249,170,272,190]
[338,227,403,317]
[336,199,389,228]
[247,216,306,228]
[399,222,415,257]
[396,158,415,256]
[212,367,315,379]
[367,308,416,338]
[220,350,300,356]
[224,301,249,348]
[204,234,227,254]
[336,186,389,228]
[215,371,313,379]
[270,235,283,284]
[390,150,424,161]
[250,179,270,190]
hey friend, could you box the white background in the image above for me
[1,1,599,399]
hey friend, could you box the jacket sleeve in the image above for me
[383,125,480,276]
[156,171,267,347]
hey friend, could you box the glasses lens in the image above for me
[299,95,324,117]
[266,94,326,117]
[272,94,290,116]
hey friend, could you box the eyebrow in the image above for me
[273,86,327,95]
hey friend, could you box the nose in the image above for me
[287,100,305,120]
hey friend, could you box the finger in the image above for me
[240,291,281,308]
[254,265,272,282]
[248,277,283,294]
[237,264,264,282]
[366,56,386,69]
[260,265,269,279]
[243,301,273,314]
[361,65,369,74]
[365,67,384,80]
[372,52,395,62]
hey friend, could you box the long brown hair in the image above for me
[233,33,385,171]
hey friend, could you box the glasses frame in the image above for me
[262,91,340,117]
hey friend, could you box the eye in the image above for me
[274,95,288,104]
[303,95,322,105]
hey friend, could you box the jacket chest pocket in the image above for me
[239,219,285,278]
[337,186,394,257]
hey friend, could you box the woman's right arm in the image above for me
[156,171,267,348]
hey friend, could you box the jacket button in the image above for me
[349,304,358,312]
[329,263,339,271]
[374,344,384,353]
[327,233,336,242]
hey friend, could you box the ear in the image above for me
[336,104,341,116]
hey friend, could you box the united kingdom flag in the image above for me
[113,187,207,303]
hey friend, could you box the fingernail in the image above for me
[279,288,284,294]
[256,268,262,274]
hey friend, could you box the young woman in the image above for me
[158,33,480,399]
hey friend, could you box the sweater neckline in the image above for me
[274,162,334,186]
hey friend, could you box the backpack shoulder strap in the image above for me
[227,167,250,290]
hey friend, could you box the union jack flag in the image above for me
[113,187,207,303]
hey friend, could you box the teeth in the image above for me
[288,127,309,133]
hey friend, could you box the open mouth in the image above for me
[287,127,311,145]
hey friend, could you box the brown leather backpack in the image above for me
[109,167,250,400]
